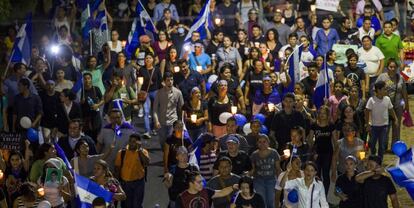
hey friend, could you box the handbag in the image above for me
[138,69,155,102]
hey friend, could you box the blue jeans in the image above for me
[370,125,388,160]
[159,124,174,149]
[254,177,276,208]
[144,90,157,133]
[121,178,145,208]
[398,4,406,35]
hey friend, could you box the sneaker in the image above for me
[138,107,144,118]
[151,130,158,136]
[143,132,151,139]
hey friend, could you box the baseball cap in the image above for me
[226,135,240,144]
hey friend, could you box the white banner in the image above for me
[316,0,340,12]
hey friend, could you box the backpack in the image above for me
[120,148,148,181]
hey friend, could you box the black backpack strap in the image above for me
[120,148,127,170]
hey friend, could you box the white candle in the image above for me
[359,151,366,160]
[215,18,221,25]
[121,40,127,48]
[0,170,3,180]
[212,54,216,60]
[174,66,180,73]
[191,114,197,123]
[196,66,202,72]
[268,103,275,112]
[283,149,291,157]
[138,77,144,85]
[278,51,284,59]
[266,62,270,68]
[281,18,285,24]
[244,47,250,55]
[311,5,316,12]
[231,106,237,114]
[38,188,45,196]
[254,42,260,48]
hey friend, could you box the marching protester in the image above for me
[0,0,412,207]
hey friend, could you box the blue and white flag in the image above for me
[54,142,73,171]
[313,61,330,109]
[114,124,122,138]
[388,148,414,200]
[125,0,156,59]
[11,14,32,65]
[71,71,84,93]
[184,0,212,42]
[75,173,113,208]
[92,7,109,53]
[78,0,102,40]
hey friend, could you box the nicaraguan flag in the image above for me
[92,8,109,53]
[71,71,84,93]
[184,0,211,42]
[114,124,122,138]
[125,0,156,58]
[54,142,73,171]
[78,0,102,40]
[388,148,414,200]
[75,173,113,208]
[313,62,330,109]
[11,14,32,65]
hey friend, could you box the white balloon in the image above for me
[219,112,233,124]
[243,123,252,135]
[20,116,32,129]
[207,74,218,83]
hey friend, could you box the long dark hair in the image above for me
[34,143,54,161]
[238,176,255,196]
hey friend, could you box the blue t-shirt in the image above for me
[188,53,212,72]
[356,16,381,32]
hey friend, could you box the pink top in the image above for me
[329,95,347,123]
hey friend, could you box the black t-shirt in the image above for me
[344,67,365,90]
[246,71,264,99]
[285,142,310,164]
[301,76,317,98]
[217,3,238,29]
[208,95,234,126]
[29,71,52,94]
[39,92,60,128]
[214,151,252,176]
[311,123,336,154]
[136,67,163,92]
[182,101,208,130]
[82,86,103,117]
[176,188,215,208]
[169,164,199,201]
[271,110,306,153]
[205,41,222,56]
[336,171,361,208]
[234,192,265,208]
[166,135,193,169]
[361,176,396,208]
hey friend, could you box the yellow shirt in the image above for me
[115,148,149,181]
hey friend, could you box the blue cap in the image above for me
[226,135,239,144]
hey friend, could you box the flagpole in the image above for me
[3,49,16,78]
[181,111,185,147]
[138,0,157,31]
[87,3,93,55]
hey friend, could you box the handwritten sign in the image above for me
[316,0,340,12]
[0,133,21,150]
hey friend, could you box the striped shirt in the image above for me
[199,152,217,181]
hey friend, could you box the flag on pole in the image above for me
[54,142,73,171]
[388,148,414,200]
[71,71,84,93]
[10,14,32,65]
[184,0,212,42]
[125,0,156,59]
[75,173,114,208]
[313,59,330,109]
[78,0,102,40]
[92,7,109,53]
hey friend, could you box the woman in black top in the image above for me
[335,155,361,208]
[56,89,82,135]
[308,106,337,192]
[183,87,209,141]
[208,79,234,138]
[232,176,265,208]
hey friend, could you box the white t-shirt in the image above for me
[358,27,375,41]
[366,95,394,126]
[284,178,329,208]
[357,46,384,77]
[275,171,304,208]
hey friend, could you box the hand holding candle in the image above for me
[174,66,180,73]
[268,103,275,112]
[283,149,291,158]
[359,151,366,160]
[191,114,197,123]
[231,106,237,115]
[138,77,144,86]
[38,188,45,196]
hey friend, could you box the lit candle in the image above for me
[278,51,284,59]
[311,5,316,12]
[174,66,180,73]
[121,40,127,48]
[38,188,45,196]
[283,149,291,157]
[231,106,237,114]
[266,62,270,68]
[0,170,3,180]
[268,103,275,112]
[215,18,221,25]
[196,66,202,72]
[138,77,144,85]
[244,47,250,55]
[191,114,197,123]
[254,42,260,48]
[212,54,216,60]
[281,18,285,24]
[184,45,191,51]
[359,151,366,160]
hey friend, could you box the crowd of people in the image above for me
[0,0,412,207]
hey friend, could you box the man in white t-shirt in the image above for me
[365,81,397,161]
[357,35,384,94]
[358,17,375,41]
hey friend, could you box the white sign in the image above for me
[316,0,340,12]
